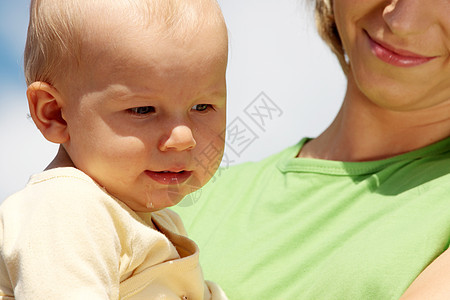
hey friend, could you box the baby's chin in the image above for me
[116,190,189,212]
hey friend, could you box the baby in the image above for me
[0,0,228,299]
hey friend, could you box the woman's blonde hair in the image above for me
[312,0,349,74]
[24,0,226,86]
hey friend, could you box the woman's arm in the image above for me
[401,249,450,299]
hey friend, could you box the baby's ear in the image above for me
[27,82,69,144]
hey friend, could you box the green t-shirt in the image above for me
[174,137,450,300]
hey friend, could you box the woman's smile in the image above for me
[365,31,437,67]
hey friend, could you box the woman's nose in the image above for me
[159,125,197,152]
[383,0,435,36]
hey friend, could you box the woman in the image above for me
[174,0,450,299]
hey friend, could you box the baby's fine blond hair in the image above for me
[24,0,226,86]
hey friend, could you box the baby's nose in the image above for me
[159,125,196,152]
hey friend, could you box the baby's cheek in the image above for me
[107,135,148,156]
[88,138,144,175]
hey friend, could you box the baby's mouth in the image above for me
[145,170,192,185]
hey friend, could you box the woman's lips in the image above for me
[366,32,437,67]
[145,170,192,185]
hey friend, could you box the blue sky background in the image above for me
[0,1,29,94]
[0,0,346,201]
[1,0,61,202]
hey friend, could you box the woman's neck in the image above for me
[300,76,450,162]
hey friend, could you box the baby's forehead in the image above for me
[82,25,226,78]
[66,19,226,93]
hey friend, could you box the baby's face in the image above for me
[59,21,228,211]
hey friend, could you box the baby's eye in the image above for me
[191,104,212,112]
[128,106,155,115]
